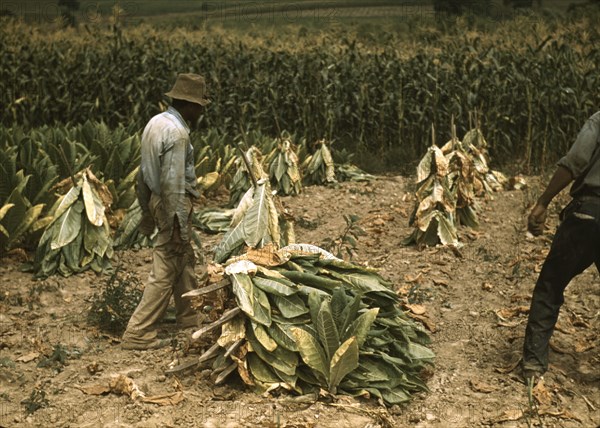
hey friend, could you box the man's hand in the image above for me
[528,203,547,236]
[139,212,156,236]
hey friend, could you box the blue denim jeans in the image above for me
[523,196,600,373]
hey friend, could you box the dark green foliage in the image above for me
[1,17,599,172]
[321,214,366,260]
[87,267,143,335]
[37,343,81,372]
[21,389,48,415]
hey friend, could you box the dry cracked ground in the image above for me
[1,175,598,428]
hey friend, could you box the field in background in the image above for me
[1,0,599,173]
[1,0,582,25]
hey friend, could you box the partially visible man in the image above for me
[121,73,210,350]
[523,110,600,379]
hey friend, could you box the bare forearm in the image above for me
[537,166,573,207]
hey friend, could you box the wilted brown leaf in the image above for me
[407,312,436,332]
[574,340,595,353]
[109,374,145,400]
[16,352,39,363]
[549,342,572,355]
[533,378,553,407]
[432,278,449,287]
[78,384,111,396]
[495,306,529,320]
[493,408,523,423]
[404,272,423,284]
[141,391,185,406]
[405,304,427,315]
[469,379,497,393]
[538,408,582,422]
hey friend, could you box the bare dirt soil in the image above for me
[1,175,598,428]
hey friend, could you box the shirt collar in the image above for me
[167,106,190,134]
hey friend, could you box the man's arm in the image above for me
[528,166,573,235]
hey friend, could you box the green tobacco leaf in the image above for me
[252,285,272,327]
[52,184,81,221]
[252,321,278,352]
[253,276,298,296]
[248,353,280,384]
[230,273,255,317]
[7,203,44,249]
[213,219,246,263]
[242,182,270,247]
[317,300,340,362]
[307,291,322,327]
[51,200,83,250]
[437,213,458,246]
[381,388,411,404]
[280,270,343,292]
[408,342,436,361]
[114,200,143,249]
[416,148,433,183]
[324,269,395,298]
[0,203,14,221]
[291,327,328,381]
[271,293,309,319]
[330,288,348,333]
[82,174,104,227]
[328,336,359,393]
[248,327,297,376]
[344,308,379,346]
[84,221,111,257]
[268,323,298,352]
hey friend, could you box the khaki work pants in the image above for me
[122,195,198,346]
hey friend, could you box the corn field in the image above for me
[1,12,599,172]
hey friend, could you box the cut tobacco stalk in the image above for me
[185,185,434,407]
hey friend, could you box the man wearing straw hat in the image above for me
[523,110,600,381]
[122,73,210,350]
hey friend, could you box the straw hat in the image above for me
[165,73,210,106]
